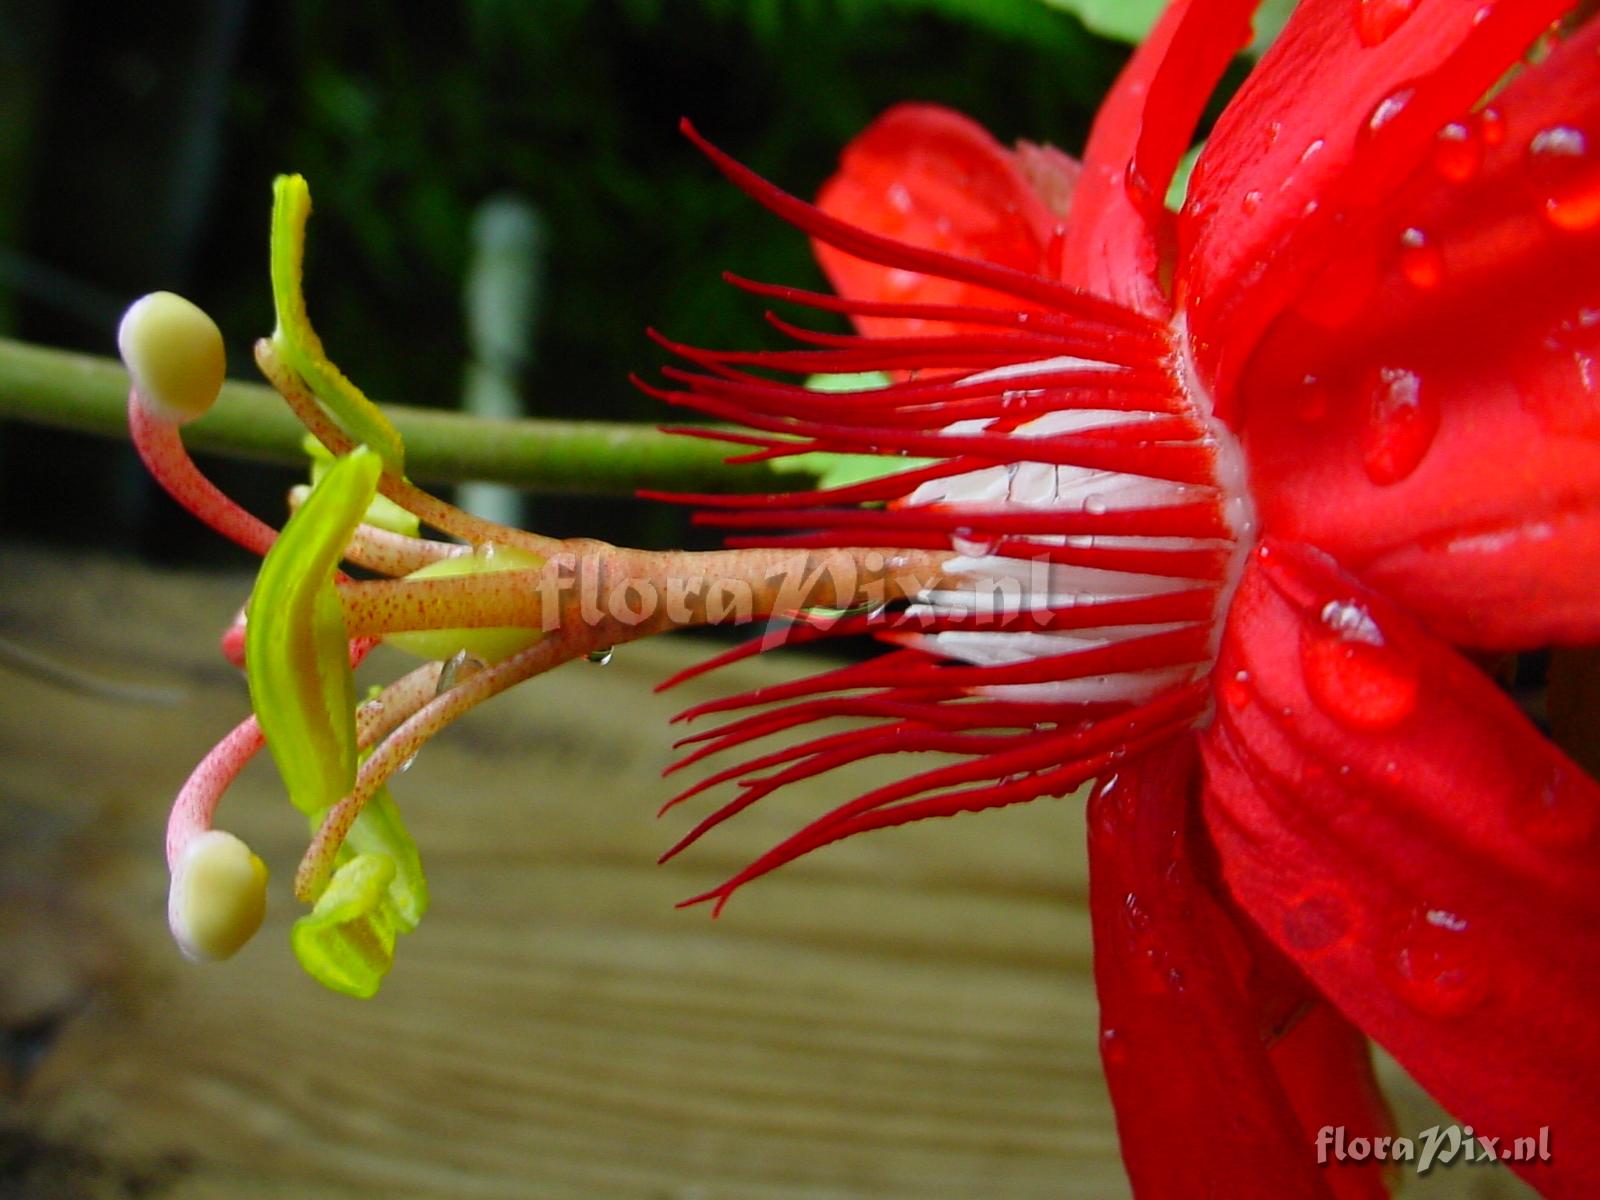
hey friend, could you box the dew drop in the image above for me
[1099,1027,1128,1068]
[1366,87,1416,140]
[1397,227,1443,290]
[1241,189,1263,216]
[1281,889,1352,953]
[1219,668,1252,710]
[1356,0,1419,47]
[1299,138,1326,164]
[1528,125,1600,232]
[1263,120,1283,152]
[587,646,614,665]
[1294,374,1330,423]
[1510,767,1600,849]
[1301,599,1420,731]
[1361,366,1439,485]
[1479,106,1506,147]
[398,752,418,775]
[1433,120,1483,183]
[436,649,488,695]
[1122,891,1152,934]
[1383,907,1490,1017]
[1089,773,1123,840]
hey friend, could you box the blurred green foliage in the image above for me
[3,0,1136,553]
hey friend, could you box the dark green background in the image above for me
[1,0,1129,559]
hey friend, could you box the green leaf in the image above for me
[1034,0,1163,43]
[1034,0,1296,52]
[270,175,407,472]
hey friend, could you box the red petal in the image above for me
[1239,19,1600,648]
[811,104,1065,338]
[1202,539,1600,1198]
[1181,0,1577,404]
[1087,742,1338,1199]
[1059,0,1257,315]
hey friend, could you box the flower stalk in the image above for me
[0,335,797,495]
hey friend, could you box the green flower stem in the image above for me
[0,336,794,496]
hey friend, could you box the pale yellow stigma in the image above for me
[168,830,268,961]
[117,291,226,424]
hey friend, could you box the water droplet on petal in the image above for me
[587,646,614,665]
[1282,889,1352,954]
[1122,891,1151,934]
[1433,120,1484,182]
[1263,120,1283,152]
[1356,0,1420,46]
[398,752,418,775]
[1302,600,1419,730]
[1511,767,1600,849]
[1479,106,1506,147]
[1099,1027,1128,1068]
[1361,366,1439,484]
[1397,227,1443,289]
[1089,773,1124,841]
[1528,125,1600,232]
[1383,907,1490,1017]
[1220,668,1252,710]
[1366,87,1416,139]
[1294,374,1330,423]
[1300,138,1326,164]
[1241,189,1263,216]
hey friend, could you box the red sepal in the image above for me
[811,103,1066,338]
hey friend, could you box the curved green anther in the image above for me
[269,175,406,472]
[245,444,427,997]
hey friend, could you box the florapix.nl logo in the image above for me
[1316,1124,1552,1176]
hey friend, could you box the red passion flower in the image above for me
[641,1,1600,1195]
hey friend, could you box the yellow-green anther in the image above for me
[301,434,420,537]
[246,445,380,819]
[244,444,427,994]
[384,543,546,664]
[290,853,400,998]
[117,291,226,424]
[269,175,406,472]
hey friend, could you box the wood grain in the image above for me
[0,544,1531,1198]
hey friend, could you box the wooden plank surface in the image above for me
[0,544,1530,1198]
